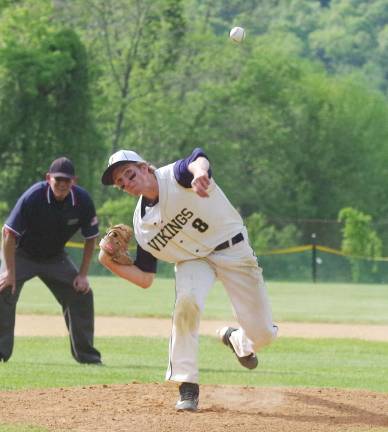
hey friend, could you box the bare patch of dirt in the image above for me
[1,383,388,432]
[14,314,388,341]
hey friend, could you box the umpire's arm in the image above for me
[73,237,97,294]
[79,237,96,277]
[0,227,16,294]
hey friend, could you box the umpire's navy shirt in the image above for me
[5,181,99,260]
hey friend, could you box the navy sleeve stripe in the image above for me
[135,244,157,273]
[173,148,212,188]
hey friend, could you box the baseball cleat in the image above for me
[175,382,199,412]
[217,326,258,370]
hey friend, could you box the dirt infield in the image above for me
[2,315,388,431]
[1,383,388,431]
[14,314,388,341]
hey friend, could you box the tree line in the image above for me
[1,0,388,255]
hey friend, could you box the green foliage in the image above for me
[1,0,388,253]
[226,0,388,94]
[245,212,300,252]
[0,0,16,13]
[338,207,382,257]
[0,0,102,206]
[0,201,9,224]
[338,207,382,282]
[97,196,137,234]
[181,39,388,243]
[55,0,187,160]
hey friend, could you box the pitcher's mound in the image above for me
[1,383,388,431]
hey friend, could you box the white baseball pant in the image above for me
[165,230,278,383]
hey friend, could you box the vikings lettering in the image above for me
[148,208,195,251]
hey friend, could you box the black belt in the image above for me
[214,233,244,251]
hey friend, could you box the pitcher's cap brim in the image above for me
[101,150,145,185]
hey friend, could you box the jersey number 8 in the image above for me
[192,218,209,233]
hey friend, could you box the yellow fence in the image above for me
[259,244,388,262]
[66,241,388,262]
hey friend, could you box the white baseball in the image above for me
[229,26,245,43]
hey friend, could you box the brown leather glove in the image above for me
[99,224,134,266]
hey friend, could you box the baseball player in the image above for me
[99,148,278,411]
[0,157,101,364]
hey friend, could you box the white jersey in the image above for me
[131,155,276,386]
[133,163,243,263]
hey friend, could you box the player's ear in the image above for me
[72,176,78,185]
[45,173,51,182]
[138,163,148,173]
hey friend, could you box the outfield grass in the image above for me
[1,335,388,393]
[0,426,48,432]
[0,427,48,432]
[15,276,388,324]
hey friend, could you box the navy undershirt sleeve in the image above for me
[173,147,212,188]
[134,244,158,273]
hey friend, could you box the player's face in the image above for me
[47,174,74,201]
[112,163,147,196]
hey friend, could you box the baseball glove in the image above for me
[99,224,134,266]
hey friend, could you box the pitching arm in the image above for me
[188,156,211,198]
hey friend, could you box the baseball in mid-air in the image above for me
[229,26,245,43]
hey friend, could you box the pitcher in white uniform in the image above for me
[99,148,278,411]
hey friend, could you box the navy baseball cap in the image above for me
[101,150,145,185]
[48,157,75,178]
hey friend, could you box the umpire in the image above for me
[0,157,101,364]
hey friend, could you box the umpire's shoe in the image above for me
[175,382,199,411]
[217,326,258,370]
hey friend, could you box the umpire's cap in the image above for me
[101,150,145,185]
[49,157,75,179]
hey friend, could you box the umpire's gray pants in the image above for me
[0,249,101,364]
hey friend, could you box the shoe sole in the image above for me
[221,327,258,370]
[175,400,199,411]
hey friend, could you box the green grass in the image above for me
[0,426,48,432]
[4,278,388,432]
[15,277,388,324]
[1,336,388,393]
